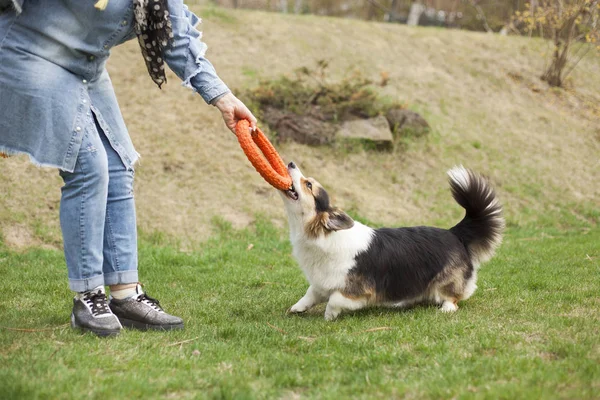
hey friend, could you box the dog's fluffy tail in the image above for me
[447,166,504,266]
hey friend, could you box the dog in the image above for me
[279,162,504,320]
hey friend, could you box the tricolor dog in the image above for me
[280,163,504,320]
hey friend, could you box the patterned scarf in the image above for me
[96,0,173,88]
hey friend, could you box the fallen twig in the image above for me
[166,336,199,347]
[266,322,287,335]
[49,348,61,360]
[355,327,393,334]
[0,323,69,332]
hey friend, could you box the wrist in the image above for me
[212,91,233,109]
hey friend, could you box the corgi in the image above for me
[279,163,504,320]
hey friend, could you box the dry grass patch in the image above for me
[1,6,598,248]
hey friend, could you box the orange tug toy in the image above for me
[235,120,292,191]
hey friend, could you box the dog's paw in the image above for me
[440,301,458,313]
[287,304,307,314]
[324,308,340,321]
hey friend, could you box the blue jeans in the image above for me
[59,115,138,292]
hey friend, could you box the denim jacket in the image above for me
[0,0,230,172]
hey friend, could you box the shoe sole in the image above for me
[70,314,121,337]
[117,317,184,331]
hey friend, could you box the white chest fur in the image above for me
[290,222,374,291]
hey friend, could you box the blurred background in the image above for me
[1,0,598,249]
[190,0,527,32]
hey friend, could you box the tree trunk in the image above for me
[387,0,399,21]
[542,33,564,87]
[293,0,302,14]
[366,0,377,20]
[407,1,425,26]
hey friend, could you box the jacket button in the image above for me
[82,79,88,84]
[76,126,82,132]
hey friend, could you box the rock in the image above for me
[263,107,336,146]
[335,116,394,151]
[385,108,430,138]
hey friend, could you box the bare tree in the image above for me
[514,0,599,87]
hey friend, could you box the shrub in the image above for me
[513,0,600,87]
[244,60,395,123]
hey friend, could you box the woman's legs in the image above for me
[59,114,182,334]
[98,126,138,287]
[60,119,110,291]
[59,115,138,291]
[59,116,125,336]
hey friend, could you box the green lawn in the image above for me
[0,219,598,399]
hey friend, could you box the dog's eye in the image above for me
[306,181,312,190]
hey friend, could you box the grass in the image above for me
[1,217,599,399]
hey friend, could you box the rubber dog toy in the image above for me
[235,120,292,191]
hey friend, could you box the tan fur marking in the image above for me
[305,212,328,239]
[300,177,315,195]
[343,274,377,303]
[428,251,470,302]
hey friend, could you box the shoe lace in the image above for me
[136,293,164,312]
[83,291,111,317]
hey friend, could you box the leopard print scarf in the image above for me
[97,0,173,88]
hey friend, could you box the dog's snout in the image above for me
[288,162,296,169]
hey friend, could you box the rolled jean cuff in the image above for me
[69,274,106,293]
[104,270,139,286]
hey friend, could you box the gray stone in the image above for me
[385,108,430,138]
[336,116,394,151]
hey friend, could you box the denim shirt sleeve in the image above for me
[165,1,230,104]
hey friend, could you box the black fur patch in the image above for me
[314,187,330,213]
[349,227,472,302]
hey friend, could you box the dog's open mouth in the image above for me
[284,184,299,200]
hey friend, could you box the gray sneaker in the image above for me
[109,285,184,331]
[71,286,122,337]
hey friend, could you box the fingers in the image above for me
[235,101,257,131]
[215,93,257,133]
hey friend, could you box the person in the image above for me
[0,0,257,337]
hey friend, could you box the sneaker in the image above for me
[109,284,184,331]
[71,286,122,337]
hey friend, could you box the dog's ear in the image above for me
[324,209,354,231]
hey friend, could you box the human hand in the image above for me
[214,92,257,133]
